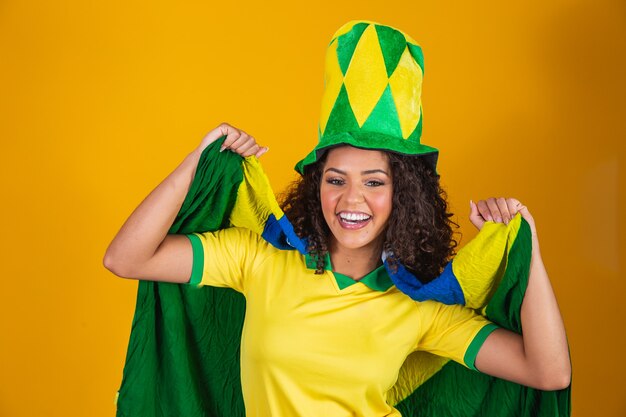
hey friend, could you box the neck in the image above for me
[329,240,383,281]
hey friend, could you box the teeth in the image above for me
[339,212,371,221]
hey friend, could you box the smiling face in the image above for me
[320,146,393,257]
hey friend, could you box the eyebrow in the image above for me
[324,167,390,176]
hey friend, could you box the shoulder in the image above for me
[195,227,266,246]
[414,300,487,325]
[189,227,295,289]
[195,226,292,262]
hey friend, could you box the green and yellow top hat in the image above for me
[295,20,439,173]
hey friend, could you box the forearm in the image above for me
[471,200,571,389]
[103,149,202,276]
[520,237,571,388]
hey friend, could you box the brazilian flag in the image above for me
[115,138,571,416]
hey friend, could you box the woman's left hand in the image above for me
[469,197,537,239]
[471,197,570,390]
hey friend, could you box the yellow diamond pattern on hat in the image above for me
[388,46,423,139]
[343,24,389,127]
[319,39,344,135]
[299,21,439,175]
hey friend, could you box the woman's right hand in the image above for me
[198,122,269,158]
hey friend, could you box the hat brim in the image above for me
[294,131,439,174]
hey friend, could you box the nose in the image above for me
[344,183,364,204]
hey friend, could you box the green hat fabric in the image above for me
[296,20,438,173]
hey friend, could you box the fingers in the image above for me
[240,143,260,157]
[220,128,245,152]
[477,199,494,222]
[255,146,269,158]
[223,132,253,154]
[469,199,486,230]
[472,197,526,226]
[473,197,539,241]
[199,122,234,149]
[202,122,268,158]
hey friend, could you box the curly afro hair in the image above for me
[280,146,458,284]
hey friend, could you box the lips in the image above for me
[336,211,372,230]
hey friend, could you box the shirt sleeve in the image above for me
[415,300,500,371]
[185,227,265,293]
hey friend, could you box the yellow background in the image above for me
[1,0,624,416]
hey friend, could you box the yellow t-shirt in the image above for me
[187,227,497,417]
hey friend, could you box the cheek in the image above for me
[320,186,337,220]
[371,191,393,220]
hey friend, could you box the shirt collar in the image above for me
[304,252,394,292]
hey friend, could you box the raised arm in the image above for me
[470,198,571,390]
[103,123,267,283]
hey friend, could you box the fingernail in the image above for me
[219,146,226,152]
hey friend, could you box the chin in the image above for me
[331,232,384,253]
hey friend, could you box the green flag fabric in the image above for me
[392,218,572,415]
[115,138,571,416]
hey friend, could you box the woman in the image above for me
[105,21,570,417]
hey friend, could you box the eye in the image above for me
[325,177,345,186]
[365,179,385,187]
